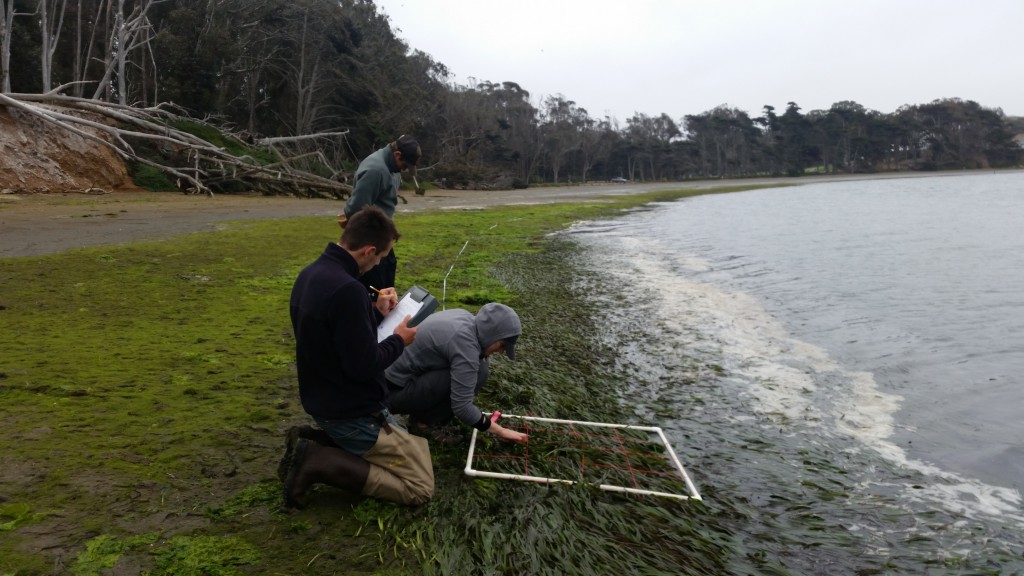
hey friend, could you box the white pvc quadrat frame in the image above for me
[464,414,702,501]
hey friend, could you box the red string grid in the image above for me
[464,414,701,500]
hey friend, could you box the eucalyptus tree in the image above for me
[87,0,162,104]
[778,102,817,175]
[335,0,447,151]
[577,115,616,182]
[186,0,351,138]
[65,0,108,97]
[435,81,491,169]
[684,106,760,178]
[670,137,702,179]
[803,109,833,172]
[755,104,782,175]
[871,112,910,171]
[24,0,151,99]
[891,104,926,167]
[283,0,338,136]
[539,94,587,183]
[623,112,680,180]
[429,79,540,186]
[150,0,246,113]
[486,80,540,184]
[218,1,285,135]
[383,47,451,170]
[907,98,1020,169]
[1005,115,1024,138]
[37,0,67,93]
[820,101,875,172]
[756,102,816,176]
[0,0,31,92]
[682,112,713,177]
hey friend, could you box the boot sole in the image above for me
[282,437,310,509]
[277,425,338,482]
[276,426,304,482]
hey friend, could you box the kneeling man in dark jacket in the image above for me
[283,206,433,508]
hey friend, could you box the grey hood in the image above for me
[475,303,521,360]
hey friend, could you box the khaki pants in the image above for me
[361,425,434,505]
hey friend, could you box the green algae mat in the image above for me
[1,186,780,575]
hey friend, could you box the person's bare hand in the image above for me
[393,315,417,345]
[491,423,528,444]
[374,287,398,315]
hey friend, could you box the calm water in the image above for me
[568,172,1024,573]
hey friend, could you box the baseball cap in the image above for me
[395,134,421,175]
[503,335,518,360]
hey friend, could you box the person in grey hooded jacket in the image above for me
[385,303,528,443]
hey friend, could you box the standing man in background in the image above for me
[338,134,422,291]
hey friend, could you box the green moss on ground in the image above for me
[0,185,785,575]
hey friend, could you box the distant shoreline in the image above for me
[3,168,1021,259]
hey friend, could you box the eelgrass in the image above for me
[0,185,787,575]
[467,419,692,498]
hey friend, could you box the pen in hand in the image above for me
[370,286,398,312]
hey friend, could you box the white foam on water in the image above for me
[834,370,901,445]
[851,442,1024,524]
[596,236,838,428]
[579,230,1024,526]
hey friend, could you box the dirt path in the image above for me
[1,171,998,258]
[0,183,686,258]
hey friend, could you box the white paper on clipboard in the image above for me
[376,286,438,342]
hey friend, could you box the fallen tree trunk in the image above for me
[0,90,353,198]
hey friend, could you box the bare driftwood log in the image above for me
[0,89,353,198]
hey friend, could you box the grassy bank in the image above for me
[1,185,783,575]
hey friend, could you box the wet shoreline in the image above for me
[5,169,1020,258]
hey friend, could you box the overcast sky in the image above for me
[374,0,1023,123]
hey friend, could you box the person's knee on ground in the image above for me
[363,463,434,506]
[359,427,435,505]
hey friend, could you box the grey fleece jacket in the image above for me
[385,303,521,428]
[344,145,402,218]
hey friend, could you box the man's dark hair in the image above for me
[340,206,400,252]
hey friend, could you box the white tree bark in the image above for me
[39,0,68,93]
[90,0,161,103]
[1,0,32,93]
[290,11,323,136]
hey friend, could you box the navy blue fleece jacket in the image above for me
[289,242,405,420]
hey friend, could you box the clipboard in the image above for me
[376,285,439,342]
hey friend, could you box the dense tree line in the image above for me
[2,0,1020,187]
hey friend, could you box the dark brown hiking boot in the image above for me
[282,439,370,510]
